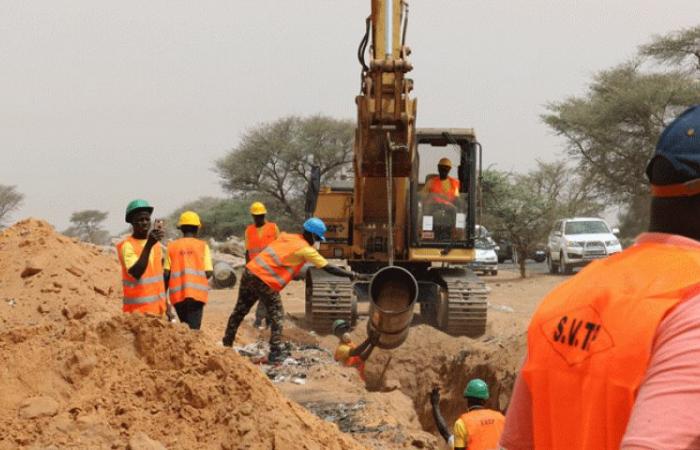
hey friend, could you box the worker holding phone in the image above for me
[116,199,173,317]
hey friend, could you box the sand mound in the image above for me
[0,220,365,449]
[0,219,121,330]
[0,314,364,449]
[363,324,525,433]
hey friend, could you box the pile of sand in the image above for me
[0,220,365,449]
[0,219,122,330]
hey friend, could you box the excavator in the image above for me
[305,0,488,337]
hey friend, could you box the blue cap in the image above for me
[646,105,700,184]
[303,217,327,241]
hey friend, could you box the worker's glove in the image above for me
[430,387,441,406]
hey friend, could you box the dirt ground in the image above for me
[0,219,570,449]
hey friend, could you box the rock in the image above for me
[19,396,59,419]
[21,260,43,278]
[127,432,167,450]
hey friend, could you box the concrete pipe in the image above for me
[367,266,418,350]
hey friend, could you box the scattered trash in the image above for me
[5,298,17,307]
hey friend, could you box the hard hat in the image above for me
[178,210,202,228]
[463,378,489,400]
[250,202,267,215]
[303,217,327,241]
[646,104,700,197]
[125,199,153,223]
[438,157,452,168]
[332,319,350,335]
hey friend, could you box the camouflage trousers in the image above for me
[223,270,283,352]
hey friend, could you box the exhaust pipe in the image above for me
[367,266,418,349]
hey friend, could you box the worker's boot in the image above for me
[267,346,289,365]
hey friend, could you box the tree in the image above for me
[0,185,24,227]
[482,162,604,278]
[216,115,354,223]
[640,25,700,73]
[64,210,110,245]
[542,63,700,237]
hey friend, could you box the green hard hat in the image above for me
[332,319,350,335]
[125,199,154,222]
[464,378,489,400]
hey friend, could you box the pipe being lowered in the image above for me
[367,266,418,349]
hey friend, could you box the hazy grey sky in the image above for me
[2,1,698,233]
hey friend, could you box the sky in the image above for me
[1,0,698,233]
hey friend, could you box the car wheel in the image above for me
[547,252,558,274]
[560,251,572,275]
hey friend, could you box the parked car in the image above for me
[469,238,498,276]
[494,239,546,263]
[546,217,622,274]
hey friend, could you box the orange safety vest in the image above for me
[428,176,460,204]
[245,222,278,260]
[167,237,209,305]
[246,233,308,291]
[334,343,366,381]
[458,409,505,450]
[523,241,700,449]
[116,237,166,315]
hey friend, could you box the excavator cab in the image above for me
[409,128,480,262]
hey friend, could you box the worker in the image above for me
[424,157,460,205]
[500,105,700,449]
[430,380,505,450]
[164,211,213,330]
[331,319,379,380]
[115,199,168,316]
[245,201,280,329]
[222,217,368,363]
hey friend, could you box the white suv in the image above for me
[546,218,622,274]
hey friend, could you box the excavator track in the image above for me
[305,268,356,334]
[437,268,489,337]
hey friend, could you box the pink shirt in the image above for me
[500,233,700,450]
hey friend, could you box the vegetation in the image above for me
[0,185,24,227]
[64,210,110,245]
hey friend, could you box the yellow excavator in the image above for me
[305,0,488,337]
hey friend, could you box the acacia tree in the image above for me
[215,115,354,223]
[0,185,24,227]
[543,25,700,238]
[167,196,252,241]
[64,210,110,245]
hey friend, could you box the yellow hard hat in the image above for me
[250,201,267,215]
[178,210,202,228]
[438,157,452,168]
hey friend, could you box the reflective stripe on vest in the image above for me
[458,409,505,450]
[523,241,700,449]
[246,222,278,259]
[246,233,308,291]
[428,176,459,204]
[167,238,209,304]
[116,237,166,314]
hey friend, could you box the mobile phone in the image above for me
[154,219,165,231]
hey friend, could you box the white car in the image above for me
[469,238,499,276]
[546,217,622,275]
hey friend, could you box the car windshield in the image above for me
[475,238,493,250]
[565,220,609,235]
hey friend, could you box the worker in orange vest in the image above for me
[245,201,280,329]
[222,217,368,363]
[430,380,505,450]
[164,211,213,330]
[331,319,379,381]
[424,157,460,205]
[500,105,700,449]
[116,199,169,317]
